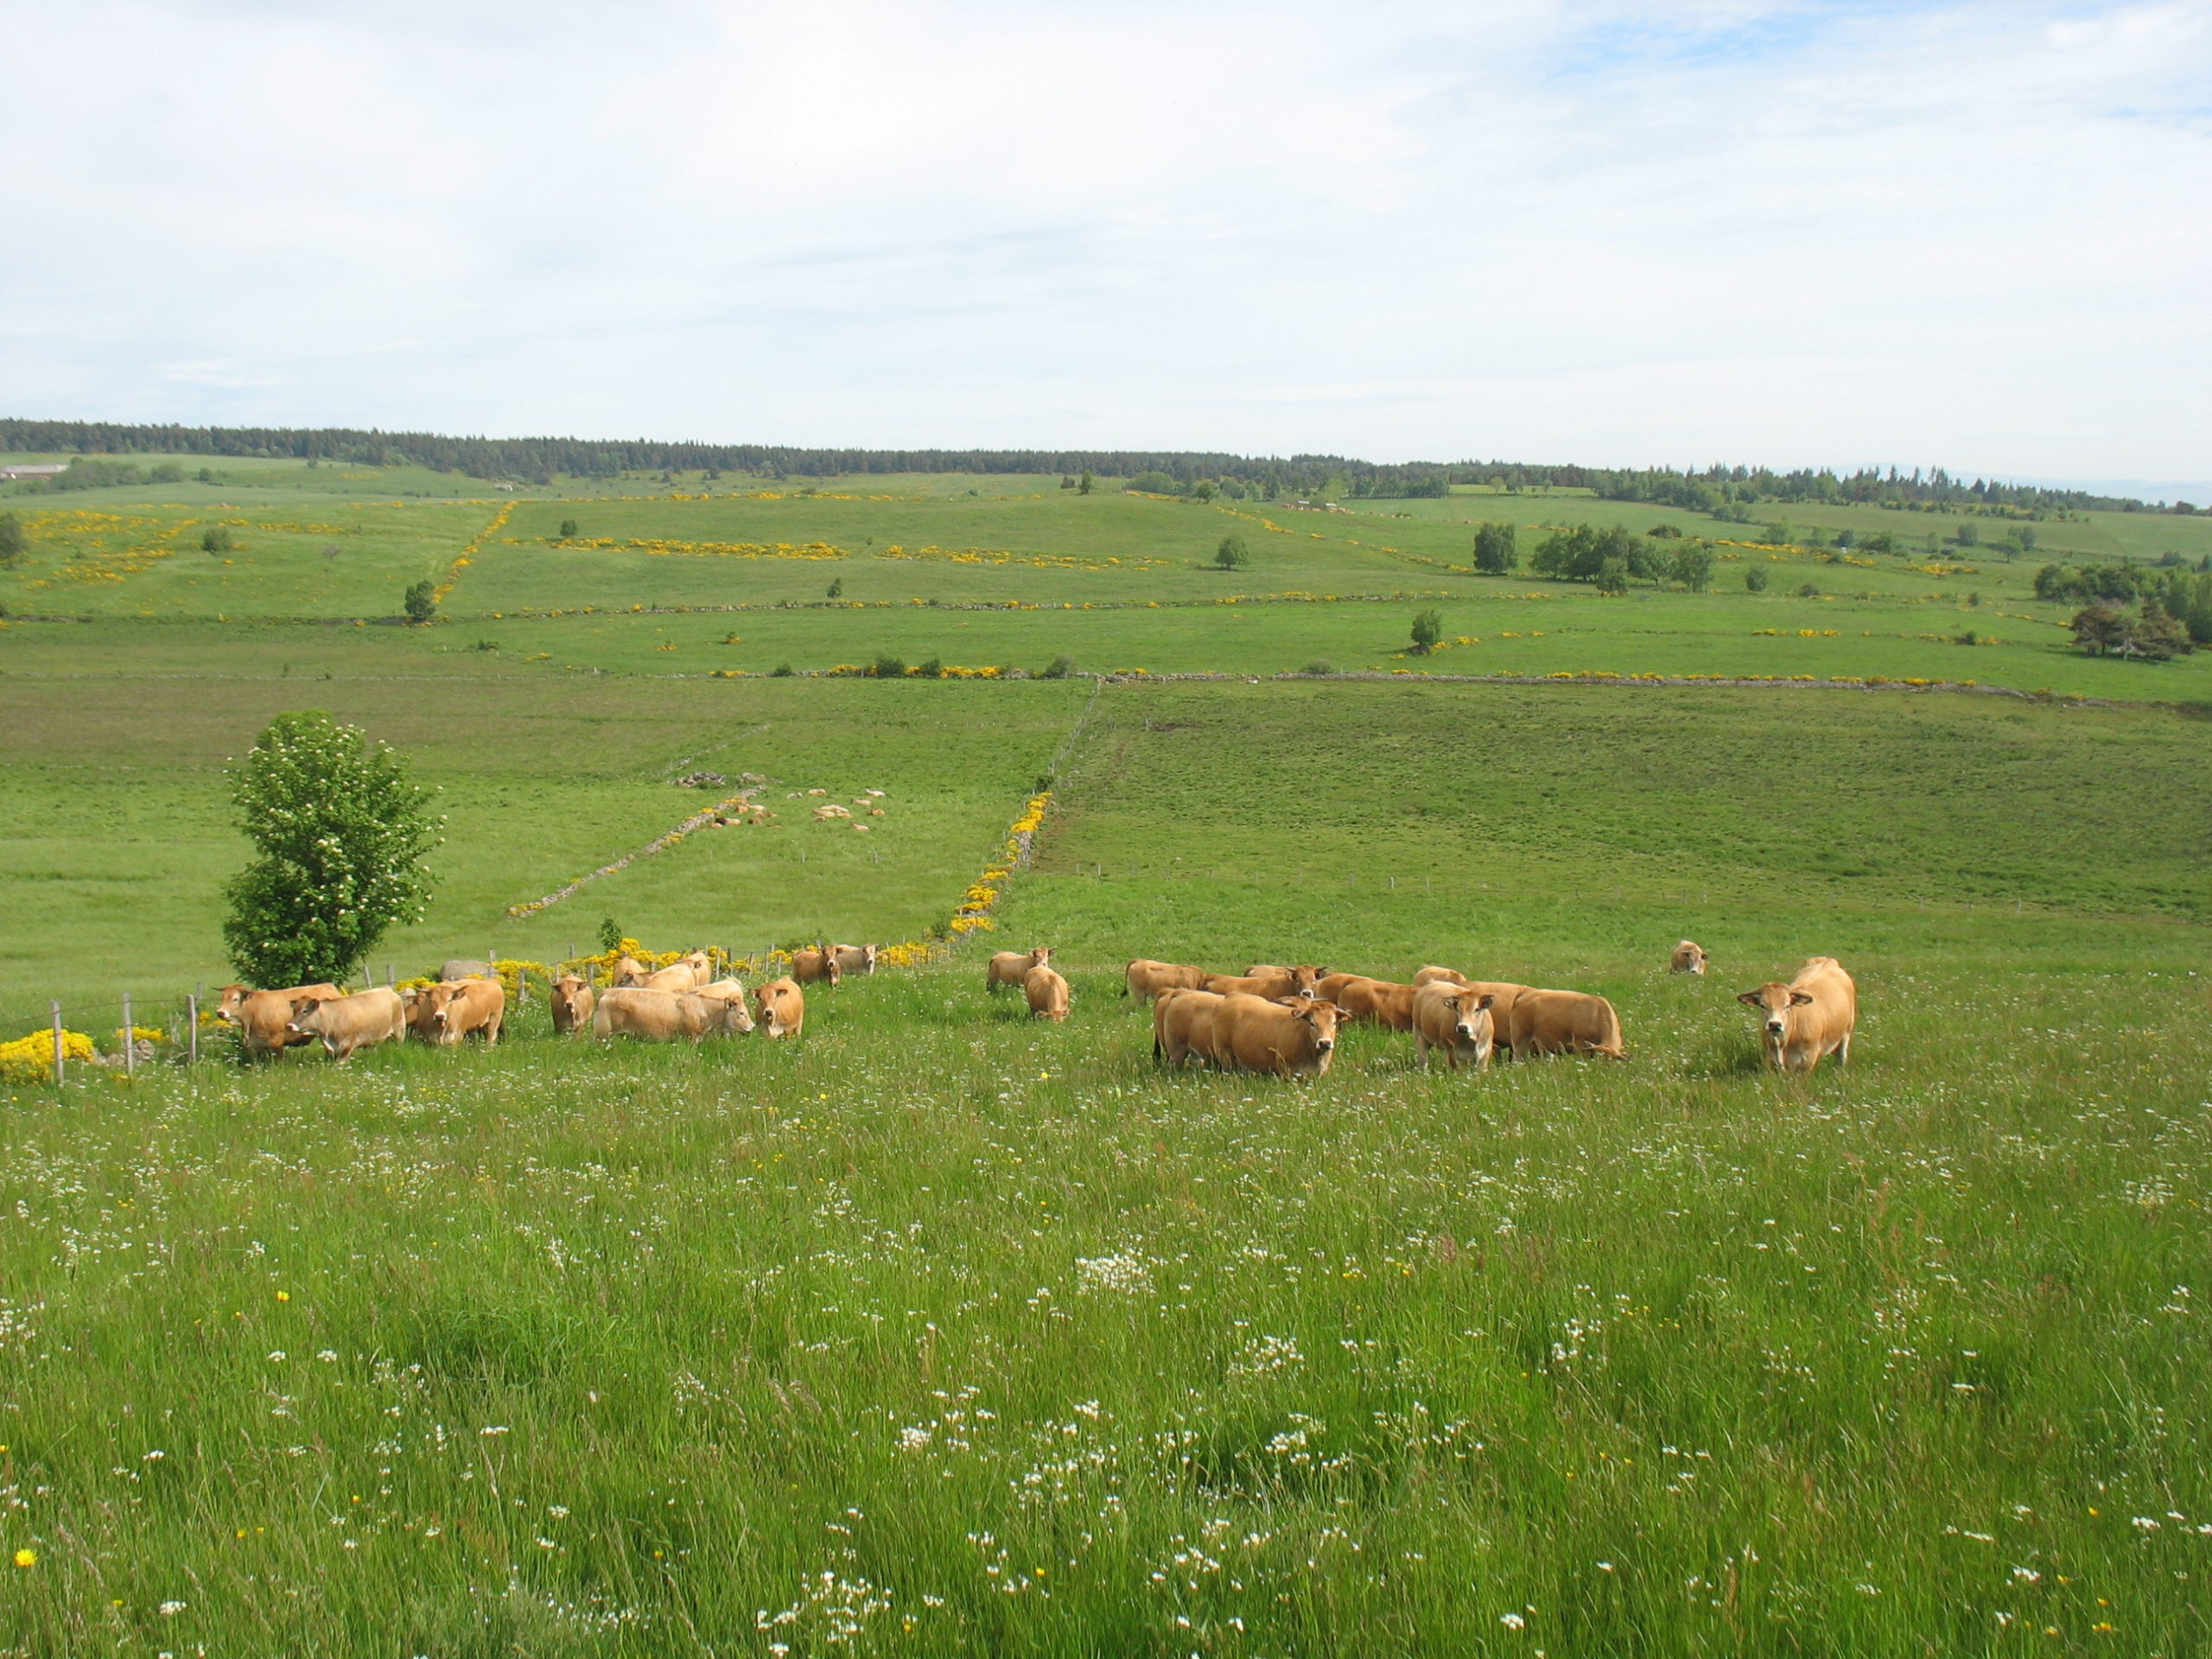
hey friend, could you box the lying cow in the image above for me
[987,947,1051,994]
[427,977,505,1046]
[591,987,750,1041]
[287,988,406,1063]
[1125,958,1205,1002]
[215,982,345,1059]
[1507,989,1625,1060]
[754,977,806,1039]
[1413,982,1496,1070]
[691,978,759,1033]
[1738,957,1855,1073]
[791,947,842,988]
[830,943,879,977]
[1671,940,1708,976]
[1209,993,1343,1078]
[1153,988,1225,1068]
[1024,963,1071,1022]
[550,973,594,1035]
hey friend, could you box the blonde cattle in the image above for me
[611,955,651,988]
[791,947,842,988]
[1204,965,1322,1001]
[403,986,444,1042]
[1023,963,1071,1022]
[1319,976,1419,1031]
[829,944,879,977]
[1508,989,1626,1059]
[1125,958,1206,1002]
[550,974,594,1035]
[1413,982,1497,1070]
[215,982,344,1058]
[287,988,406,1063]
[754,977,806,1039]
[987,948,1051,994]
[592,987,748,1042]
[1153,988,1225,1068]
[1208,994,1344,1079]
[691,979,759,1033]
[1405,971,1533,1055]
[1738,957,1856,1073]
[1671,940,1708,976]
[428,977,505,1046]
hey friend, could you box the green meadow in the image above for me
[1,461,2208,1654]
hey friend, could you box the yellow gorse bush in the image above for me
[0,1029,96,1083]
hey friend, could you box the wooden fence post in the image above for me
[122,992,134,1077]
[50,1001,64,1087]
[188,993,200,1066]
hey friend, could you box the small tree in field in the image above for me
[828,577,843,599]
[1215,534,1249,570]
[404,580,437,623]
[1409,608,1443,654]
[221,711,440,988]
[1471,521,1517,574]
[558,518,579,539]
[1745,564,1769,592]
[1672,542,1714,591]
[0,512,24,566]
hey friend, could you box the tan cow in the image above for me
[403,985,445,1042]
[440,959,493,982]
[1125,958,1206,1001]
[674,950,713,984]
[428,977,505,1046]
[592,987,749,1042]
[1412,965,1470,988]
[287,988,406,1063]
[1320,976,1419,1030]
[1738,957,1855,1073]
[791,947,842,988]
[692,979,759,1034]
[829,944,879,977]
[1413,982,1496,1070]
[754,977,806,1039]
[1404,970,1532,1054]
[550,974,594,1035]
[1208,993,1344,1079]
[1023,963,1071,1022]
[987,947,1051,994]
[1153,988,1225,1068]
[639,963,706,993]
[1508,989,1625,1059]
[1671,940,1708,976]
[214,982,344,1059]
[1242,963,1329,995]
[611,955,651,988]
[1204,965,1321,1001]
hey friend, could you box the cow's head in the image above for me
[1293,999,1344,1053]
[1287,964,1327,993]
[1738,983,1813,1040]
[717,996,757,1035]
[213,985,250,1024]
[283,995,326,1037]
[1440,990,1497,1046]
[1028,947,1052,969]
[552,975,590,1017]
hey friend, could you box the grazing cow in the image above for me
[428,977,505,1046]
[1671,940,1708,976]
[1413,982,1496,1070]
[1208,993,1344,1079]
[287,988,406,1063]
[1125,958,1206,1001]
[1204,966,1319,1001]
[592,987,749,1042]
[639,963,708,993]
[691,979,759,1033]
[1153,988,1225,1068]
[1242,964,1329,995]
[1738,957,1856,1073]
[830,943,879,977]
[1507,989,1625,1059]
[1320,976,1419,1031]
[440,959,494,982]
[611,955,651,988]
[215,982,344,1059]
[791,946,842,988]
[550,974,594,1035]
[1024,963,1071,1022]
[987,947,1051,994]
[754,977,806,1039]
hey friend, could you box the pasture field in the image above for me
[1,679,2208,1656]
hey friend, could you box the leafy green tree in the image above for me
[201,524,234,553]
[404,580,437,623]
[827,577,844,599]
[598,917,625,953]
[1409,608,1443,654]
[1672,542,1714,591]
[1471,521,1517,574]
[558,518,578,539]
[1128,471,1179,494]
[0,512,23,566]
[2128,598,2194,660]
[1596,556,1630,594]
[2070,605,2124,655]
[1955,520,1980,547]
[1214,534,1249,570]
[1078,472,1095,494]
[221,711,440,987]
[1745,564,1769,593]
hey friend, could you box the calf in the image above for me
[1738,957,1855,1073]
[754,977,806,1039]
[987,947,1051,994]
[1023,963,1071,1022]
[550,974,594,1036]
[1208,993,1344,1079]
[287,988,406,1063]
[1153,988,1225,1068]
[1413,982,1496,1070]
[1508,989,1625,1060]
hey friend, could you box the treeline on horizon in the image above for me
[0,417,2196,518]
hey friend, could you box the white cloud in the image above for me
[0,0,2204,477]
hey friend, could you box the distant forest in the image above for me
[0,417,2195,517]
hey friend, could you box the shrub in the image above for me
[1956,521,1980,547]
[872,652,906,679]
[0,512,23,566]
[558,518,578,539]
[1409,609,1443,654]
[1302,659,1334,676]
[918,657,944,678]
[221,711,440,988]
[1471,521,1518,574]
[1214,534,1249,570]
[147,461,184,484]
[201,524,235,553]
[1745,565,1769,593]
[404,580,437,623]
[771,663,795,677]
[1646,524,1682,538]
[598,917,625,953]
[1077,472,1093,494]
[1796,582,1821,598]
[828,577,844,599]
[1039,654,1077,680]
[1127,471,1179,494]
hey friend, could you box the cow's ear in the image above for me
[1737,990,1764,1007]
[1789,990,1815,1007]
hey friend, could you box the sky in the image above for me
[3,0,2208,489]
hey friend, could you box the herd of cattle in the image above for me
[211,937,1858,1078]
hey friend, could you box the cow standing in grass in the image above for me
[1738,957,1856,1072]
[988,947,1051,994]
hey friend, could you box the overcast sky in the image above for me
[3,1,2206,486]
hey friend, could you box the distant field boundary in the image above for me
[1084,668,2121,707]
